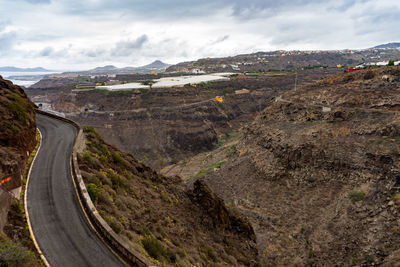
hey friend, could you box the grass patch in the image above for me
[349,190,366,202]
[95,89,110,95]
[226,143,237,157]
[2,121,19,134]
[194,160,226,178]
[7,92,30,125]
[216,133,232,148]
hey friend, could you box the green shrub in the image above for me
[388,60,395,66]
[363,70,375,80]
[226,144,237,157]
[87,183,101,202]
[82,151,94,163]
[0,241,33,265]
[111,151,125,166]
[109,219,122,234]
[206,248,217,262]
[109,172,126,190]
[307,177,316,183]
[138,88,149,94]
[223,87,234,95]
[82,126,96,134]
[141,235,176,263]
[349,190,365,202]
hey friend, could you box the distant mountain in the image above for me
[66,60,171,75]
[0,66,52,72]
[89,65,118,72]
[373,42,400,49]
[140,60,170,69]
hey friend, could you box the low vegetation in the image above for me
[77,126,258,265]
[0,234,38,267]
[0,77,40,267]
[194,160,226,178]
[349,191,366,202]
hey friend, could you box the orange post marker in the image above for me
[0,177,12,186]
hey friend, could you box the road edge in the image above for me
[24,128,51,267]
[36,109,152,267]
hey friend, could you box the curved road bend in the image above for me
[27,114,124,267]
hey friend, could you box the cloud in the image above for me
[24,0,51,4]
[36,46,70,58]
[0,32,16,51]
[0,0,399,69]
[212,35,229,45]
[39,46,54,56]
[111,34,149,57]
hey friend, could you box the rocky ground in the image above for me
[77,126,258,265]
[194,66,400,266]
[26,68,340,170]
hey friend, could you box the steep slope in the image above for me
[0,77,40,266]
[31,68,337,170]
[77,126,258,265]
[202,67,400,265]
[0,76,36,225]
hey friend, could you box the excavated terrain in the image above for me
[200,67,400,266]
[78,126,258,265]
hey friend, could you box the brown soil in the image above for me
[199,66,400,266]
[78,126,258,265]
[26,68,340,171]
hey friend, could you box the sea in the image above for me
[0,71,57,87]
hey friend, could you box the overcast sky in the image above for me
[0,0,399,70]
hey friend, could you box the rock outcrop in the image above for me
[27,68,336,170]
[202,66,400,266]
[78,126,258,265]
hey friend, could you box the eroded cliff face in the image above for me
[0,77,36,230]
[202,67,400,265]
[78,127,258,265]
[35,69,336,170]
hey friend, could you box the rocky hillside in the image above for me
[167,48,400,73]
[0,76,36,209]
[0,77,40,266]
[26,68,338,170]
[77,126,258,265]
[200,66,400,265]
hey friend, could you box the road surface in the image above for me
[27,113,124,267]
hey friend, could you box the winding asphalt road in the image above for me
[27,114,124,267]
